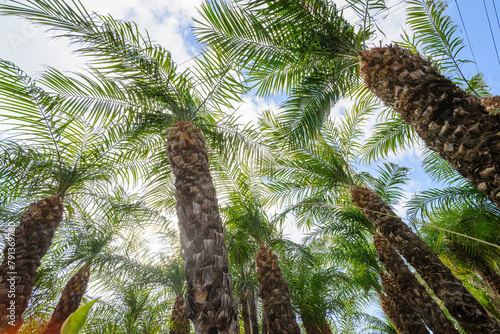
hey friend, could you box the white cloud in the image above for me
[0,0,203,75]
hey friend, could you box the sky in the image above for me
[1,0,499,236]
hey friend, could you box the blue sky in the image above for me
[447,0,500,95]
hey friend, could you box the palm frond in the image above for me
[401,0,476,91]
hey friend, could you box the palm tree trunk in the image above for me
[351,185,500,333]
[170,293,190,334]
[240,291,259,334]
[476,261,500,299]
[379,272,429,334]
[0,194,64,334]
[42,264,91,334]
[303,319,333,334]
[166,121,239,334]
[359,45,500,207]
[255,245,300,334]
[373,233,459,334]
[379,293,405,334]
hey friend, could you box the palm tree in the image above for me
[258,109,500,331]
[42,264,91,334]
[197,0,500,331]
[0,1,264,331]
[378,271,429,334]
[281,241,378,334]
[0,60,143,333]
[196,0,500,210]
[216,158,301,334]
[225,233,259,334]
[408,188,500,301]
[23,187,175,333]
[372,233,459,333]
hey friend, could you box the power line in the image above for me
[454,0,479,73]
[482,0,500,67]
[492,0,500,30]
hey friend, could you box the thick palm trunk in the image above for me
[255,245,300,334]
[359,45,500,207]
[351,185,500,333]
[170,293,190,334]
[0,194,64,333]
[380,293,404,334]
[240,291,259,334]
[42,264,91,334]
[166,121,239,334]
[379,272,429,334]
[373,233,458,334]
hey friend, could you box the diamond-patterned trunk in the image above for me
[379,293,405,334]
[0,194,64,333]
[170,293,190,334]
[42,264,91,334]
[360,45,500,207]
[255,245,300,334]
[240,291,259,334]
[351,185,500,333]
[166,121,239,334]
[373,234,458,334]
[379,272,429,334]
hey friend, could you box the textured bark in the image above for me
[0,195,64,333]
[380,293,405,334]
[351,185,500,333]
[480,96,500,113]
[373,233,458,334]
[360,45,500,207]
[166,121,239,334]
[240,291,259,334]
[379,272,429,334]
[477,261,500,299]
[255,245,300,334]
[170,293,190,334]
[303,319,333,334]
[43,264,91,334]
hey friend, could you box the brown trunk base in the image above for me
[0,195,64,332]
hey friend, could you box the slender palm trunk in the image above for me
[351,185,500,333]
[42,264,90,334]
[373,233,458,334]
[240,291,259,334]
[166,121,239,334]
[476,261,500,298]
[379,272,429,334]
[170,293,190,334]
[255,245,300,334]
[359,45,500,207]
[0,194,64,334]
